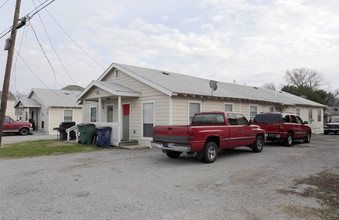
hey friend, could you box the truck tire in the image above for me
[304,131,311,143]
[19,128,29,136]
[166,151,181,158]
[252,136,264,152]
[285,132,293,147]
[203,142,218,163]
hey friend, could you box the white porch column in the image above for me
[98,97,102,123]
[27,107,30,121]
[82,100,86,122]
[118,96,122,143]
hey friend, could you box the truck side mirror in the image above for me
[249,119,253,125]
[303,121,308,124]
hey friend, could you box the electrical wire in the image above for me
[15,49,77,102]
[0,0,10,9]
[29,20,62,88]
[40,6,105,70]
[28,0,55,20]
[31,0,78,87]
[13,25,27,96]
[0,0,55,39]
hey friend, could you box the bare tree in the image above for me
[262,82,277,90]
[326,89,339,106]
[14,90,27,100]
[284,67,323,89]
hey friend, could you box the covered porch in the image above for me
[77,81,141,146]
[14,98,42,130]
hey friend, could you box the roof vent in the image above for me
[253,87,258,89]
[64,92,70,95]
[162,72,170,76]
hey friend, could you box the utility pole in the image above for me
[0,0,22,146]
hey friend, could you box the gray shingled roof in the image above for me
[29,88,81,108]
[14,97,41,108]
[113,63,324,108]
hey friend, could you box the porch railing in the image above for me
[66,125,79,143]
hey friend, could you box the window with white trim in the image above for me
[224,103,233,112]
[106,105,114,122]
[114,70,119,79]
[143,102,154,138]
[250,105,258,120]
[296,107,301,116]
[269,106,274,112]
[189,102,201,123]
[64,109,73,122]
[317,109,321,122]
[308,109,313,124]
[90,106,97,122]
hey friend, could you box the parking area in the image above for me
[0,134,338,219]
[1,131,57,145]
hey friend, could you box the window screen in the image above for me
[143,102,154,138]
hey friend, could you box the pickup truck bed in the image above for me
[152,112,266,163]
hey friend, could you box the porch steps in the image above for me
[119,140,138,147]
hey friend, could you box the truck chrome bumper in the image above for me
[151,141,191,152]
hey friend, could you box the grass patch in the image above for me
[279,172,339,219]
[0,140,105,159]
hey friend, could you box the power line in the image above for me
[31,0,78,86]
[28,0,55,20]
[15,49,77,102]
[0,0,55,39]
[42,7,105,69]
[29,20,62,88]
[0,0,11,9]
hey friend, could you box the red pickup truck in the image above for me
[3,116,33,135]
[151,112,266,163]
[251,112,311,146]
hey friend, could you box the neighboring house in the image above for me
[14,86,83,134]
[77,63,326,147]
[0,91,16,119]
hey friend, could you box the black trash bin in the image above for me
[58,122,76,140]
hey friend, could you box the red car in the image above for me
[251,112,311,146]
[3,116,33,135]
[151,112,266,163]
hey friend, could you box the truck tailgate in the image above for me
[255,123,281,133]
[153,125,190,144]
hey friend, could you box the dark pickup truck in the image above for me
[324,116,339,135]
[151,111,266,163]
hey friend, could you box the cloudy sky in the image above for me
[1,0,339,95]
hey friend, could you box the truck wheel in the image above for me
[203,142,218,163]
[252,136,264,152]
[166,151,181,159]
[304,132,311,143]
[19,128,29,136]
[324,132,328,135]
[285,132,293,147]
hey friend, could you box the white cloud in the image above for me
[2,0,339,95]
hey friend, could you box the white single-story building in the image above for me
[77,63,325,147]
[0,91,16,119]
[14,86,83,134]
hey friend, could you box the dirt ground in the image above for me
[0,134,338,219]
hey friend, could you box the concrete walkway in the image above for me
[1,131,57,145]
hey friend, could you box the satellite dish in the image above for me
[209,80,218,96]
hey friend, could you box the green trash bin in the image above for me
[78,123,96,144]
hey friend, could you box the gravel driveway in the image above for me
[0,134,338,219]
